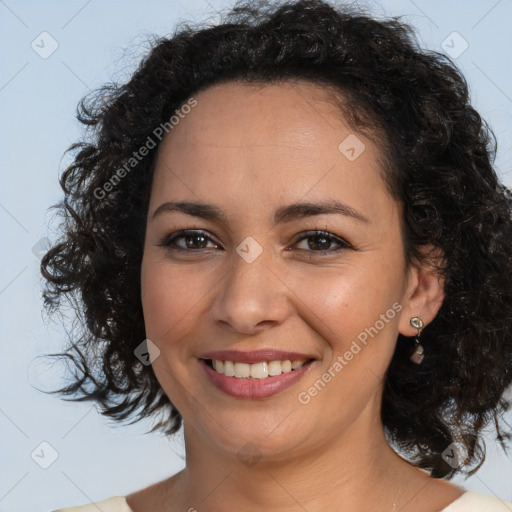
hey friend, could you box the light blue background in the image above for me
[1,1,511,511]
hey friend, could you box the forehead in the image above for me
[150,80,392,220]
[161,79,356,150]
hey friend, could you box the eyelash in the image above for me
[156,228,354,257]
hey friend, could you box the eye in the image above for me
[157,230,221,251]
[156,229,353,256]
[292,230,353,255]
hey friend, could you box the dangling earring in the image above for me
[409,317,424,364]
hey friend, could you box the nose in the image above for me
[208,247,292,335]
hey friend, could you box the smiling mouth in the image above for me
[202,358,315,379]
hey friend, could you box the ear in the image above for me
[398,245,445,337]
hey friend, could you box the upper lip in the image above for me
[198,349,316,364]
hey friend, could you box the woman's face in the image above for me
[140,80,431,461]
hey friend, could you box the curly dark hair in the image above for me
[40,0,512,478]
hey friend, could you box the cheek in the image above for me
[140,258,208,343]
[289,261,401,343]
[140,258,210,409]
[290,265,403,415]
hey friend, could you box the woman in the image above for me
[41,0,512,510]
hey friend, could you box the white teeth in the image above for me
[281,360,292,373]
[209,358,309,379]
[250,361,268,379]
[234,362,251,378]
[223,360,235,377]
[268,360,283,376]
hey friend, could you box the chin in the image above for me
[203,410,316,459]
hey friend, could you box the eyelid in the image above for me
[157,227,354,254]
[293,230,354,251]
[157,228,221,249]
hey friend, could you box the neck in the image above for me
[168,403,424,511]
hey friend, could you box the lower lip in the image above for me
[199,359,315,399]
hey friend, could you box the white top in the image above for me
[51,491,512,511]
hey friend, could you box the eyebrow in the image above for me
[151,199,369,224]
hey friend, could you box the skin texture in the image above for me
[129,80,464,512]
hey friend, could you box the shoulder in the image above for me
[51,496,133,512]
[442,491,512,511]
